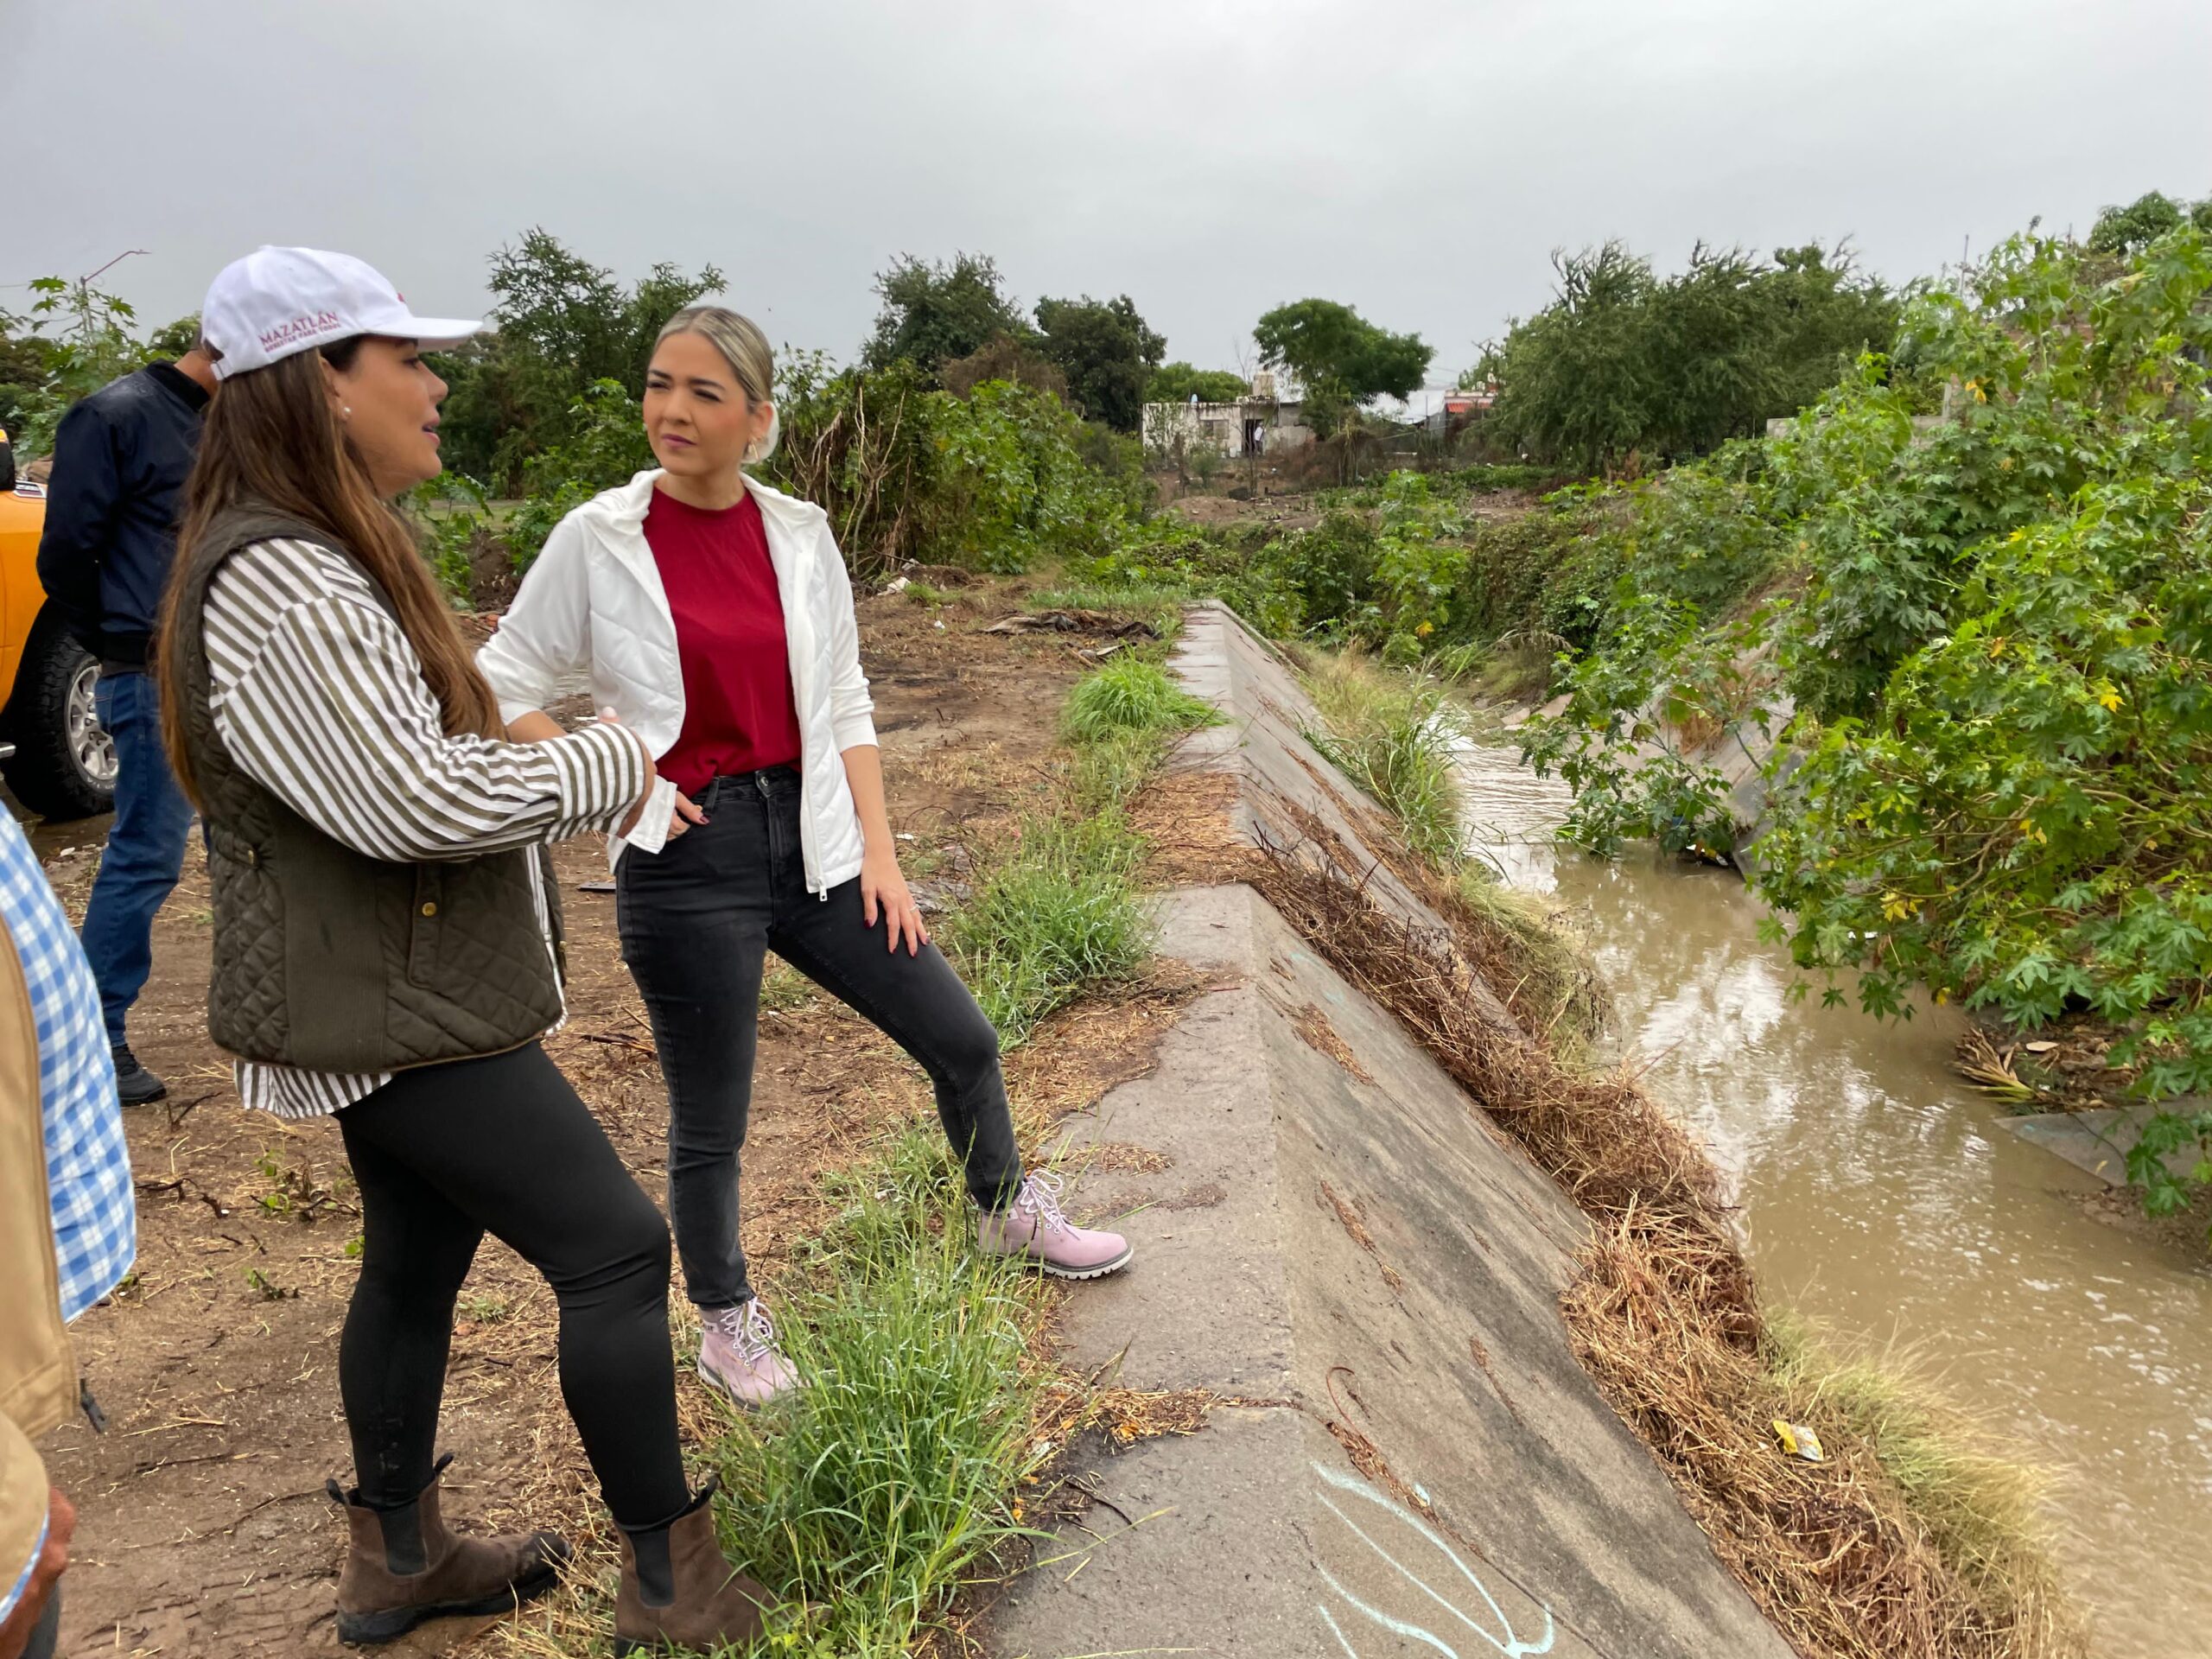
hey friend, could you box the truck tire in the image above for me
[3,608,118,820]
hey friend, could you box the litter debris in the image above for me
[883,575,910,594]
[982,609,1157,639]
[1771,1420,1826,1462]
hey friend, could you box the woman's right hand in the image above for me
[603,709,665,838]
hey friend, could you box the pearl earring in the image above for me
[341,405,353,419]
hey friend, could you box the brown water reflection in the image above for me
[1457,740,2212,1659]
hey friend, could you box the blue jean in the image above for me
[81,671,193,1046]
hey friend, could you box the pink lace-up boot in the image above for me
[696,1297,800,1408]
[976,1172,1133,1280]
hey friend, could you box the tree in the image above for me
[938,334,1069,403]
[862,253,1028,382]
[1032,294,1165,432]
[1251,299,1433,435]
[2088,189,2212,256]
[145,314,201,359]
[1478,242,1658,471]
[1479,239,1899,474]
[432,228,722,490]
[2,264,154,454]
[1147,362,1249,404]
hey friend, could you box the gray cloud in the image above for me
[7,0,2209,381]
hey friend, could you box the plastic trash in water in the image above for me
[1772,1420,1826,1462]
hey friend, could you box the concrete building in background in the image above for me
[1144,374,1501,457]
[1142,371,1313,461]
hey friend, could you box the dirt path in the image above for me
[34,584,1147,1657]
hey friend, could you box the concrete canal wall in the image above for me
[983,604,1790,1659]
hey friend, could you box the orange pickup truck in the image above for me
[0,429,117,819]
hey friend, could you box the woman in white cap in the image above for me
[156,248,772,1654]
[478,307,1133,1410]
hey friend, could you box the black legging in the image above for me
[335,1044,689,1529]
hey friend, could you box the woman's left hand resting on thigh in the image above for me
[843,745,927,955]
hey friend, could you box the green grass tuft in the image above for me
[1027,582,1190,638]
[1447,867,1608,1054]
[944,812,1154,1046]
[1301,653,1468,870]
[1067,728,1168,815]
[1060,656,1220,747]
[1761,1309,2064,1615]
[710,1131,1048,1656]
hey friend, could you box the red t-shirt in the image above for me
[643,486,803,795]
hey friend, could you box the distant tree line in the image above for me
[1475,240,1903,475]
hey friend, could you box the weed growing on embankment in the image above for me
[709,1132,1051,1655]
[944,654,1217,1046]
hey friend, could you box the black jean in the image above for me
[617,765,1022,1309]
[335,1045,690,1529]
[21,1580,57,1659]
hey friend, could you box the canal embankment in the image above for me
[988,603,2079,1659]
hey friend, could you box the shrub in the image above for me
[1525,222,2212,1215]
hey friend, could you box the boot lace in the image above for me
[1013,1172,1075,1238]
[729,1299,779,1367]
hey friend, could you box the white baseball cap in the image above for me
[200,246,482,381]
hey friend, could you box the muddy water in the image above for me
[1454,738,2212,1659]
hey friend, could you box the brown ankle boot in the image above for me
[330,1454,569,1645]
[613,1481,773,1655]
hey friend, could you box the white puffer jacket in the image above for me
[476,469,877,893]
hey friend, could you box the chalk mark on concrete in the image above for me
[1311,1459,1557,1657]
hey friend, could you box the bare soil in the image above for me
[33,582,1171,1657]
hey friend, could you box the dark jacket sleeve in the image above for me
[35,399,123,652]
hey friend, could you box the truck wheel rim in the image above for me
[71,662,119,788]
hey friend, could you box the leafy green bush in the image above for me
[1523,222,2212,1212]
[766,354,1132,578]
[502,378,655,570]
[1446,499,1619,653]
[925,379,1128,574]
[405,474,494,603]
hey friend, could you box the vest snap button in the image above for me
[421,901,438,918]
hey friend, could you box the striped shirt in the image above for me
[203,537,645,1116]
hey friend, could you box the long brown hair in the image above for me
[158,339,501,807]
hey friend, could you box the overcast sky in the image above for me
[7,0,2209,384]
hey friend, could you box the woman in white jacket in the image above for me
[480,308,1131,1406]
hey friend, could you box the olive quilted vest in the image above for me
[170,505,567,1073]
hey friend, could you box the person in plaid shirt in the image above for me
[0,812,134,1659]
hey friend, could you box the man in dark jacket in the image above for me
[34,342,216,1104]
